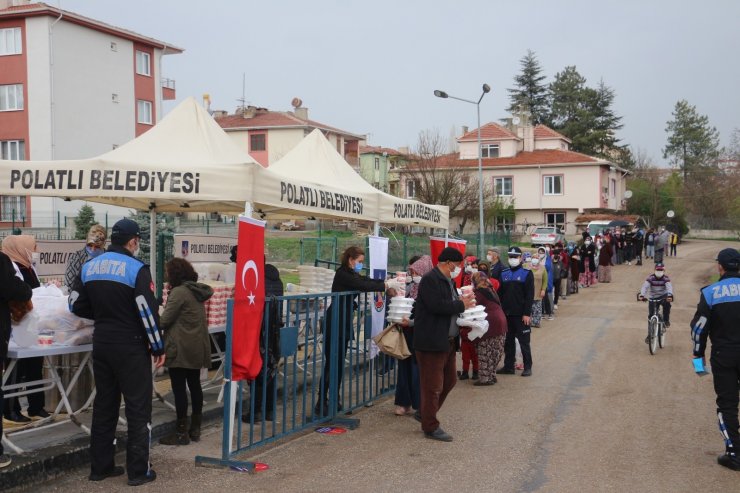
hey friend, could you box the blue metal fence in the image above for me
[195,290,397,470]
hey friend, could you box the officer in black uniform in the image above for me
[70,218,164,485]
[498,246,535,377]
[690,248,740,471]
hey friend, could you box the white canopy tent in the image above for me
[255,129,449,231]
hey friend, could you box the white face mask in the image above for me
[486,254,493,262]
[655,271,664,278]
[531,258,540,266]
[585,241,592,246]
[508,257,521,268]
[465,265,474,274]
[31,251,40,265]
[412,276,422,284]
[450,266,461,279]
[538,252,546,259]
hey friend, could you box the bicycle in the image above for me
[638,294,671,355]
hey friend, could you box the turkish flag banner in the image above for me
[232,215,267,381]
[429,236,467,288]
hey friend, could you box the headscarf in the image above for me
[2,234,36,268]
[471,271,499,302]
[408,255,433,299]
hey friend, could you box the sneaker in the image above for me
[498,368,515,375]
[413,411,422,423]
[554,304,558,310]
[128,470,157,486]
[0,454,11,469]
[664,321,671,328]
[521,369,532,377]
[424,428,453,442]
[718,453,740,471]
[3,412,31,423]
[28,409,51,419]
[547,315,554,321]
[89,466,125,481]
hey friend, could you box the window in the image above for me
[137,100,152,124]
[544,175,563,195]
[545,212,566,230]
[0,84,24,111]
[0,28,22,56]
[374,157,380,170]
[136,50,151,76]
[0,196,25,222]
[461,175,470,186]
[610,178,616,197]
[494,216,514,232]
[111,93,119,103]
[406,180,418,198]
[480,143,499,158]
[1,140,25,160]
[250,133,266,151]
[493,176,513,196]
[110,41,118,52]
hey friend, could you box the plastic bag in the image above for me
[456,319,489,341]
[11,311,39,347]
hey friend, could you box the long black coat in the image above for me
[326,266,385,341]
[414,267,466,352]
[579,243,597,272]
[0,252,33,359]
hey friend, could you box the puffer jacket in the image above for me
[161,281,214,369]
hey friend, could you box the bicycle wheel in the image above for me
[658,318,666,348]
[648,318,658,355]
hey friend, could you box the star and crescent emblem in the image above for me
[241,259,259,305]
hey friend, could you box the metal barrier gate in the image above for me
[195,290,397,470]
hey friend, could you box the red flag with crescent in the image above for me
[429,236,467,288]
[232,215,266,381]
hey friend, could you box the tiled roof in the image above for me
[359,145,404,156]
[534,125,571,142]
[215,110,363,139]
[574,214,639,225]
[399,149,603,171]
[458,123,519,142]
[0,2,183,52]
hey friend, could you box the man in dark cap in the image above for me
[691,248,740,471]
[498,246,535,376]
[414,247,475,442]
[69,218,164,485]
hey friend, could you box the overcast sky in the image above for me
[62,0,739,166]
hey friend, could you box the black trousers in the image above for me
[711,348,740,452]
[503,316,532,371]
[648,300,671,324]
[90,343,152,480]
[4,357,45,416]
[168,367,202,420]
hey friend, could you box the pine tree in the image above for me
[506,50,550,125]
[663,100,721,179]
[74,204,97,240]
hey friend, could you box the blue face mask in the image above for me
[354,262,363,273]
[86,246,104,258]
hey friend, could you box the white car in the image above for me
[531,227,565,246]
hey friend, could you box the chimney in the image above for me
[522,124,534,152]
[294,107,308,120]
[238,105,257,119]
[398,146,409,155]
[212,110,228,118]
[1,0,31,9]
[461,125,469,136]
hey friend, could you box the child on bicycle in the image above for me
[638,264,673,341]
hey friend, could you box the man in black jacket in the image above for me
[70,218,164,486]
[498,246,535,377]
[414,247,475,442]
[0,251,33,469]
[691,248,740,470]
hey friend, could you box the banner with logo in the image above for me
[429,236,467,288]
[369,236,388,358]
[35,240,87,277]
[174,234,237,263]
[232,215,266,381]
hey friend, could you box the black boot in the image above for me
[458,371,469,381]
[471,371,479,381]
[159,417,190,446]
[189,413,202,442]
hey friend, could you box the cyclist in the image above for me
[638,263,673,343]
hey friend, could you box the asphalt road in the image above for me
[38,239,740,492]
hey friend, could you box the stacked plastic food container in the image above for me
[387,296,414,324]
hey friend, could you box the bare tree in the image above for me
[403,129,493,235]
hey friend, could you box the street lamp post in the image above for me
[434,84,491,258]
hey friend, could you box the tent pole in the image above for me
[373,221,380,236]
[445,230,449,247]
[150,209,157,288]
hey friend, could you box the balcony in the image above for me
[161,78,176,100]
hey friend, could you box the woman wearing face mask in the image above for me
[578,236,597,288]
[395,255,433,416]
[461,255,478,287]
[597,234,614,283]
[528,256,548,328]
[1,235,50,422]
[315,246,394,416]
[64,224,107,290]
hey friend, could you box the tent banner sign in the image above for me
[7,168,202,195]
[174,234,236,263]
[391,201,443,225]
[279,180,365,216]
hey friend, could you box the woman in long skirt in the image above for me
[470,272,507,386]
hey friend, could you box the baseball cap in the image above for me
[655,263,665,271]
[507,246,522,257]
[717,248,740,271]
[438,247,464,263]
[111,218,140,245]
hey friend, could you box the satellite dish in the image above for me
[624,190,633,199]
[666,210,675,218]
[291,97,303,108]
[512,116,520,125]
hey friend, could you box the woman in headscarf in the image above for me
[598,234,614,283]
[579,236,597,288]
[470,271,507,386]
[1,235,49,422]
[396,255,433,415]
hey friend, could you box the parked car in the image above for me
[531,226,565,246]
